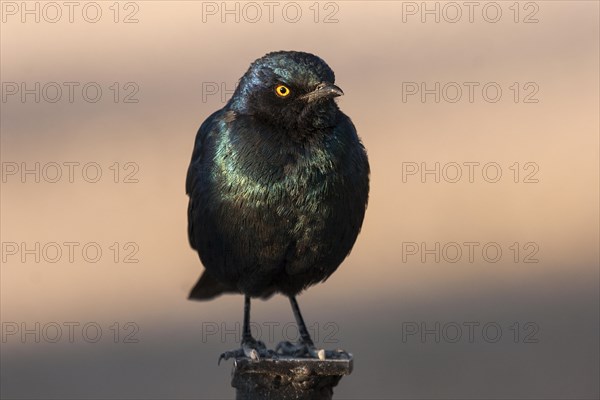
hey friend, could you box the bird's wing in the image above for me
[187,109,242,300]
[186,109,223,250]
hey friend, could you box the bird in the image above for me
[186,51,369,362]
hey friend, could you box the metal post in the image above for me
[231,355,353,400]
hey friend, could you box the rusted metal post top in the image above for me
[231,355,353,400]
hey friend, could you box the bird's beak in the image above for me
[304,83,344,102]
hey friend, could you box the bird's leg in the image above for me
[276,296,326,360]
[290,296,317,348]
[218,296,273,364]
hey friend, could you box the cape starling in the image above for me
[186,51,369,361]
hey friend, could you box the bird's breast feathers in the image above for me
[211,126,342,212]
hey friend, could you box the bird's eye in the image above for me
[275,84,291,98]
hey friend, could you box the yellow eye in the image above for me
[275,84,291,98]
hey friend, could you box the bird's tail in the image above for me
[188,270,238,301]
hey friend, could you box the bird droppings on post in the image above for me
[231,354,353,400]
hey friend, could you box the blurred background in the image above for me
[1,1,598,398]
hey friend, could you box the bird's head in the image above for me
[229,51,343,132]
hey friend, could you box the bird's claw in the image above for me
[275,341,351,360]
[276,340,327,360]
[325,348,351,360]
[218,349,244,365]
[218,339,276,365]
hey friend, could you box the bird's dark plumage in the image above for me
[187,51,369,301]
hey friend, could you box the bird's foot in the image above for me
[276,341,352,360]
[218,337,276,365]
[275,341,350,360]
